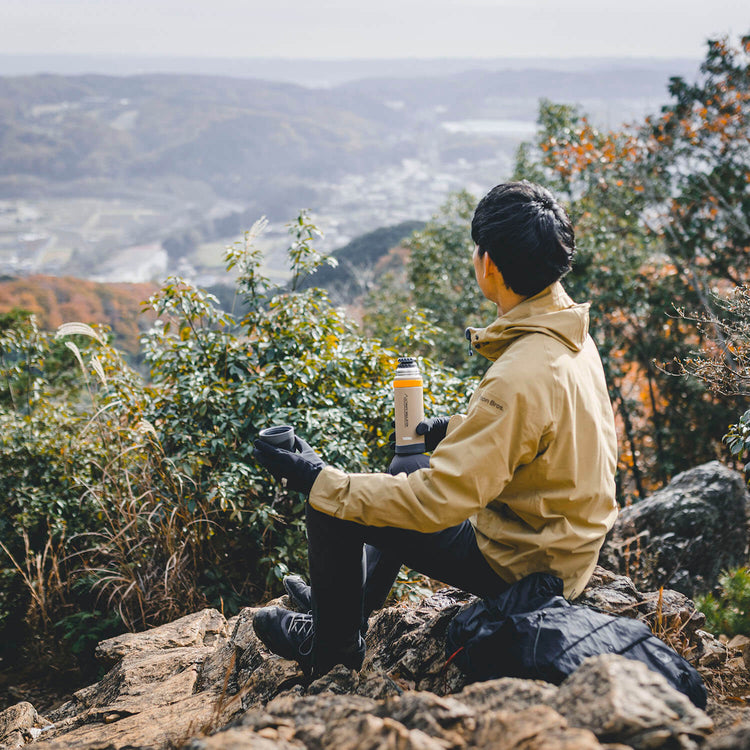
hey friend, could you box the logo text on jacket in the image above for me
[478,394,505,412]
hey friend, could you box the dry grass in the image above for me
[69,433,217,632]
[0,527,67,636]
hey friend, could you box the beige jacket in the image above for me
[309,282,618,598]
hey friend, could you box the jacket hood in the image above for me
[465,282,590,361]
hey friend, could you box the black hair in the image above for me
[471,181,575,297]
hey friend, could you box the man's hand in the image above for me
[253,436,326,495]
[415,416,450,452]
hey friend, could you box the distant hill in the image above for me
[296,221,424,302]
[0,55,700,86]
[201,221,424,320]
[337,66,691,122]
[0,63,692,203]
[0,275,157,357]
[0,74,405,203]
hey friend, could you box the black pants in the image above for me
[306,454,509,662]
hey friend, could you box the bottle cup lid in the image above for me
[258,425,295,450]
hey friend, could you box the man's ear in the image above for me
[482,251,499,278]
[484,253,513,296]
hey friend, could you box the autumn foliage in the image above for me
[511,34,750,501]
[0,275,157,358]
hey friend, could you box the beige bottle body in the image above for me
[393,357,425,455]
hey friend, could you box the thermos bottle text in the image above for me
[393,357,425,455]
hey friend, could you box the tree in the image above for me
[677,284,750,476]
[641,35,750,293]
[510,33,749,501]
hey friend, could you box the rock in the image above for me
[554,653,713,749]
[470,704,603,749]
[305,664,403,700]
[638,587,707,634]
[255,691,380,730]
[0,702,51,748]
[203,680,604,750]
[95,608,228,667]
[33,616,239,749]
[695,629,729,669]
[578,566,706,635]
[29,689,239,750]
[728,635,750,651]
[197,601,306,703]
[188,728,302,749]
[239,658,304,709]
[0,730,24,749]
[31,690,241,749]
[705,722,750,749]
[577,566,710,670]
[724,635,750,675]
[577,566,644,611]
[0,703,38,741]
[17,566,742,750]
[379,690,475,740]
[240,692,381,749]
[363,587,473,694]
[321,714,449,750]
[452,676,559,714]
[600,461,750,596]
[692,629,750,701]
[197,607,270,698]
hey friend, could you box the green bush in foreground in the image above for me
[0,212,474,667]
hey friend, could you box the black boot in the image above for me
[253,606,315,673]
[283,574,312,612]
[283,548,400,629]
[253,604,365,677]
[284,572,370,638]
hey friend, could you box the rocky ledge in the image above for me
[1,566,749,750]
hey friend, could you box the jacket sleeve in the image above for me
[308,363,553,532]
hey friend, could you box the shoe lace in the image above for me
[286,613,314,656]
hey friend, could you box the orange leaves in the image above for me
[541,118,644,187]
[0,275,158,357]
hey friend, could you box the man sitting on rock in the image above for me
[253,180,619,677]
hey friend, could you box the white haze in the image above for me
[1,0,748,60]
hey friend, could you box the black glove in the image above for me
[388,453,430,476]
[415,416,450,452]
[253,436,326,495]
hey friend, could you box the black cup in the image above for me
[258,425,295,451]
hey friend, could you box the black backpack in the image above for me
[445,572,707,709]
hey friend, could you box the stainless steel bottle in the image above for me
[393,356,425,455]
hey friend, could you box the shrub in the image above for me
[0,212,474,668]
[696,567,750,637]
[725,408,750,471]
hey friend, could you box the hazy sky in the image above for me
[2,0,748,59]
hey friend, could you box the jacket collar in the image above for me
[465,282,590,362]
